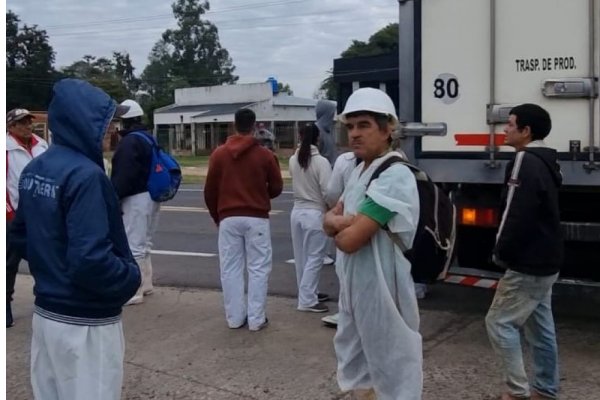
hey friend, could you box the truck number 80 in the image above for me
[434,77,459,99]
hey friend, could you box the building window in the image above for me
[275,122,295,148]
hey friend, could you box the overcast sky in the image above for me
[7,0,398,99]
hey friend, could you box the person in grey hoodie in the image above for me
[315,99,337,166]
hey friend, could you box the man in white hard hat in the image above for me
[323,88,422,399]
[111,99,160,305]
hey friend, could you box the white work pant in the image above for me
[218,216,272,330]
[31,314,124,400]
[122,192,160,298]
[290,208,327,308]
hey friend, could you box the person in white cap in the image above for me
[111,99,160,305]
[6,108,48,327]
[323,88,422,400]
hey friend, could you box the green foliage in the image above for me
[341,23,398,57]
[318,23,398,100]
[316,69,336,100]
[6,10,57,110]
[277,82,293,95]
[61,53,137,102]
[140,0,239,123]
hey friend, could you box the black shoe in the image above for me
[298,303,329,313]
[6,303,14,328]
[317,293,330,302]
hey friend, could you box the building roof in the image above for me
[155,102,254,116]
[273,94,318,107]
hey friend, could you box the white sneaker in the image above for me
[321,313,339,327]
[323,256,335,265]
[124,295,144,306]
[414,283,428,300]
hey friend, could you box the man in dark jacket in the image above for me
[111,99,159,305]
[10,79,141,400]
[204,108,283,331]
[485,103,563,400]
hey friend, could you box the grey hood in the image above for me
[315,99,337,165]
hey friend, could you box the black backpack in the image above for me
[368,156,457,284]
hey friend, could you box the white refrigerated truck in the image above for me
[395,0,599,287]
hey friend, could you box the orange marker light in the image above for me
[461,208,477,225]
[459,207,499,227]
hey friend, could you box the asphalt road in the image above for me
[152,185,600,320]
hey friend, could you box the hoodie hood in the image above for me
[315,99,337,165]
[315,100,336,134]
[525,141,562,186]
[49,79,117,167]
[224,134,259,159]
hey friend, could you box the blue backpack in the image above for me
[131,132,182,202]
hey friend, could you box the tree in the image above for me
[276,82,293,95]
[7,10,57,110]
[341,23,398,58]
[317,23,398,99]
[140,0,238,123]
[61,53,138,101]
[162,0,238,87]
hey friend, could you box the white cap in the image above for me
[338,87,398,125]
[119,99,144,119]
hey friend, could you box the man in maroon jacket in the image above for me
[204,108,283,331]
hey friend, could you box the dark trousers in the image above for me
[6,221,21,304]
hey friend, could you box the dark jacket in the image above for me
[494,144,563,276]
[10,79,141,323]
[204,134,283,224]
[111,126,153,200]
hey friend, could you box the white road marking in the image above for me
[161,206,283,215]
[178,188,294,195]
[151,250,217,257]
[286,259,295,264]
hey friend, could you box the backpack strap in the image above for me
[130,131,157,148]
[366,155,413,253]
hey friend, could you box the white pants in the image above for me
[31,314,125,400]
[290,208,327,308]
[218,217,272,330]
[122,192,160,296]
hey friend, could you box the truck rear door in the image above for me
[418,0,599,184]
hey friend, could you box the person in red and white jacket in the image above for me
[6,108,48,327]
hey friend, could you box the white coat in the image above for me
[335,152,423,400]
[6,133,48,213]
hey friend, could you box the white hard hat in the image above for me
[338,87,398,124]
[119,99,144,119]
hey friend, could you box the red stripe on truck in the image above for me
[455,133,507,146]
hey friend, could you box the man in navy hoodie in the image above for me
[10,79,141,400]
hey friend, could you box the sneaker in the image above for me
[298,303,329,313]
[124,295,144,306]
[249,318,269,332]
[143,289,154,296]
[323,256,335,265]
[229,317,248,329]
[531,391,554,400]
[499,393,530,400]
[317,292,330,302]
[6,303,14,328]
[321,313,338,327]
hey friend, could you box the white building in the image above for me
[153,82,318,154]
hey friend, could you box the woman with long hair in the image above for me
[289,123,332,313]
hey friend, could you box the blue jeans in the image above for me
[485,269,559,399]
